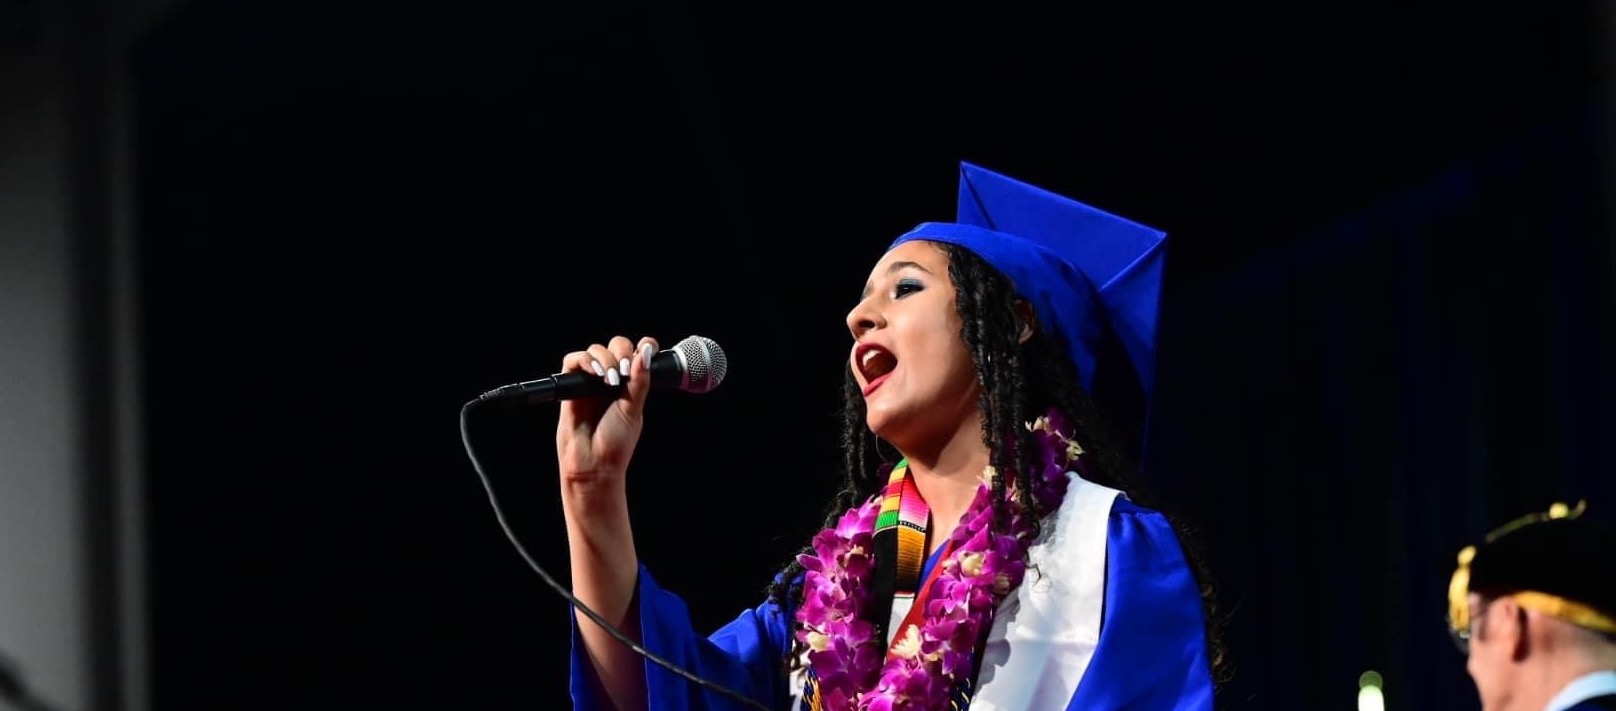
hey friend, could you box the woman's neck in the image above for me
[898,419,992,552]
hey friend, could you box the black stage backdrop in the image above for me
[133,1,1611,709]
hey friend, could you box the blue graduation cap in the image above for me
[889,162,1167,448]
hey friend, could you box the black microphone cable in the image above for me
[458,398,773,711]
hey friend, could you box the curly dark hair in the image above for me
[763,241,1230,694]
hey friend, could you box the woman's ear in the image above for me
[1014,299,1037,345]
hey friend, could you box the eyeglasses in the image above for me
[1449,603,1489,655]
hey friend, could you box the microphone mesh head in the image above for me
[673,335,727,394]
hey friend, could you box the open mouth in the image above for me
[856,344,898,394]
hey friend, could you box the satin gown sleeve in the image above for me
[1064,498,1215,710]
[569,565,796,710]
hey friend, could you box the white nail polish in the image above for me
[619,358,631,377]
[591,361,605,377]
[641,344,655,366]
[606,368,621,386]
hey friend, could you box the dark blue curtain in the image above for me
[1148,103,1615,710]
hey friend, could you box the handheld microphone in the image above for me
[459,333,769,710]
[476,335,728,406]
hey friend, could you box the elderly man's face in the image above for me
[1465,594,1523,711]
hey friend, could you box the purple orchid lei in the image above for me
[794,408,1084,711]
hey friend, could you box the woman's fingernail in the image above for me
[619,358,631,377]
[590,360,606,377]
[606,368,621,387]
[640,344,655,367]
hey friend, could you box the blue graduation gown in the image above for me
[569,489,1213,710]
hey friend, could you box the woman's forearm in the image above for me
[563,481,646,711]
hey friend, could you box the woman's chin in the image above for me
[865,409,914,450]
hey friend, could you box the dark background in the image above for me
[127,1,1612,709]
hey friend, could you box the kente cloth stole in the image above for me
[867,459,928,637]
[798,461,976,710]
